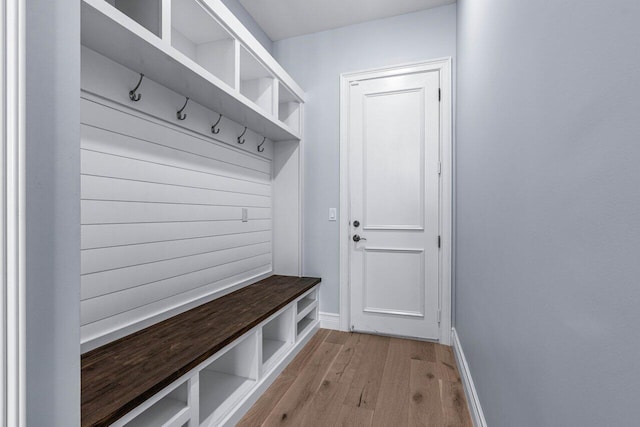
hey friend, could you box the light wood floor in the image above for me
[238,329,473,427]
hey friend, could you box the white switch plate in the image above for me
[242,208,248,222]
[329,208,337,221]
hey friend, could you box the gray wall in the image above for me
[456,0,640,425]
[220,0,273,53]
[25,0,80,425]
[274,5,456,314]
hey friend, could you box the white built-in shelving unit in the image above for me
[112,287,319,427]
[81,0,312,425]
[82,0,304,141]
[80,0,306,350]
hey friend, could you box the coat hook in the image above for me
[257,137,266,153]
[129,73,144,102]
[211,114,222,134]
[237,127,247,144]
[177,97,189,120]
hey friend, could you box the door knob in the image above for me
[353,234,367,242]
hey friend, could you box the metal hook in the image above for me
[211,114,222,134]
[237,127,247,144]
[257,137,266,153]
[176,97,189,120]
[129,73,144,102]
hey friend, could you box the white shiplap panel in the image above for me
[82,126,270,184]
[80,92,273,343]
[80,265,271,347]
[81,253,272,324]
[81,175,271,206]
[82,219,272,249]
[81,242,272,299]
[82,149,270,196]
[81,200,271,224]
[81,230,271,275]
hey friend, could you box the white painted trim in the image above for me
[339,58,453,343]
[319,312,340,331]
[1,0,26,424]
[452,328,488,427]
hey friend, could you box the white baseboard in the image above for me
[451,328,487,427]
[319,312,341,330]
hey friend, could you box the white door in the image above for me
[348,69,441,340]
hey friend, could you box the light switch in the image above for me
[242,208,248,222]
[329,208,337,221]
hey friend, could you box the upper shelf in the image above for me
[82,0,304,141]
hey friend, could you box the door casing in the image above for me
[339,58,453,344]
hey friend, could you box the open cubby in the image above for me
[297,309,317,339]
[199,334,258,425]
[171,0,237,88]
[278,83,301,133]
[125,382,188,427]
[297,289,317,318]
[262,308,293,370]
[240,46,275,115]
[106,0,162,36]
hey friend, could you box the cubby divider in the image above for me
[261,307,294,372]
[297,308,318,340]
[240,46,276,115]
[278,83,302,133]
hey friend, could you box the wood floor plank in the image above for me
[435,344,461,382]
[440,380,473,427]
[371,337,412,427]
[283,328,330,377]
[336,333,370,385]
[236,374,296,427]
[409,340,437,362]
[325,330,350,345]
[409,360,443,426]
[325,332,366,385]
[334,405,374,427]
[298,372,352,426]
[342,334,389,410]
[262,341,342,426]
[299,334,363,426]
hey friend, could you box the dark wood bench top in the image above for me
[81,275,321,427]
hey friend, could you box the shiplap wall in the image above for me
[81,47,275,351]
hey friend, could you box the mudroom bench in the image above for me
[81,275,321,426]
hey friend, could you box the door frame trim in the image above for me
[339,58,453,345]
[2,0,27,423]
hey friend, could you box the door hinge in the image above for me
[437,161,442,175]
[438,88,441,102]
[438,235,441,248]
[437,309,442,324]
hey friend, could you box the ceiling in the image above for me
[238,0,455,41]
